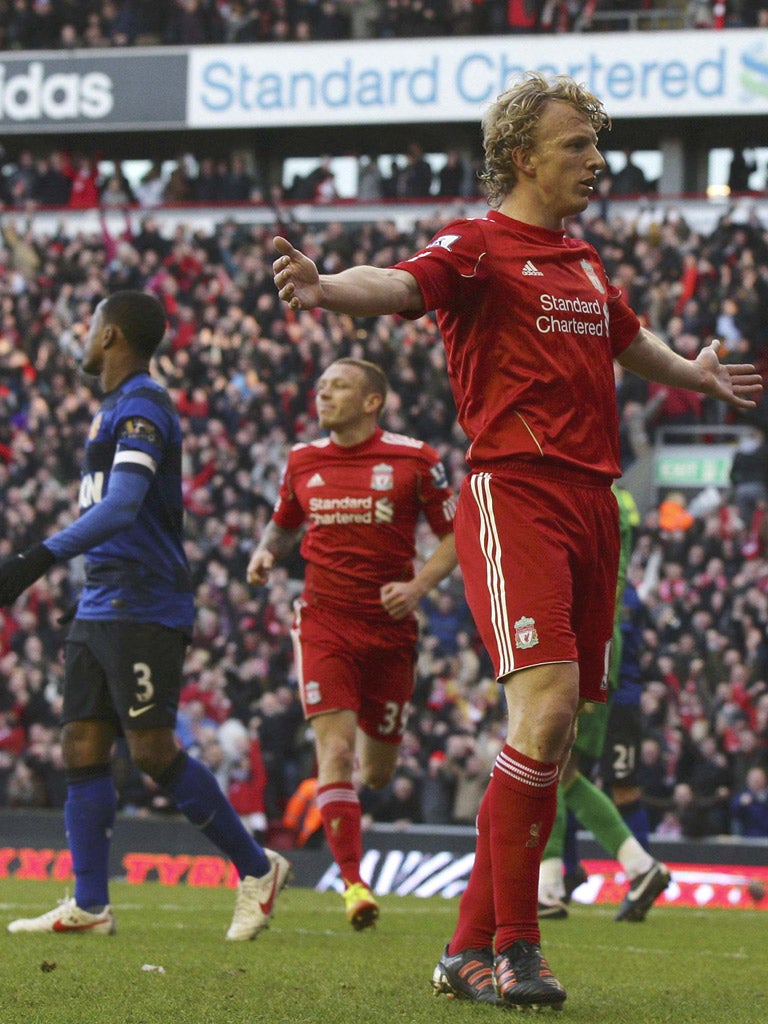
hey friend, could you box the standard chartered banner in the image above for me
[0,31,767,133]
[0,51,187,131]
[188,30,768,126]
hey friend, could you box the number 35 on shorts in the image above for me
[377,700,410,737]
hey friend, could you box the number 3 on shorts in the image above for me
[132,661,156,705]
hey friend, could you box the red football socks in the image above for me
[317,781,364,886]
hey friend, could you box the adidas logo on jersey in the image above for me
[307,473,325,488]
[522,260,543,276]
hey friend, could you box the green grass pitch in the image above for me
[0,878,765,1023]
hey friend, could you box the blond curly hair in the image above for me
[480,72,611,208]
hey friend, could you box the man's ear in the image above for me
[365,392,384,417]
[512,145,535,179]
[101,323,119,349]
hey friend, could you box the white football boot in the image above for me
[8,897,116,935]
[225,849,291,941]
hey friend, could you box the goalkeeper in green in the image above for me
[538,485,671,922]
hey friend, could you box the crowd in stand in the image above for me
[8,133,766,218]
[0,148,272,212]
[0,142,673,219]
[1,178,768,845]
[0,0,767,51]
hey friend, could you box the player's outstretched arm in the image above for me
[618,330,763,410]
[273,236,424,318]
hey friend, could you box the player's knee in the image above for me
[358,762,394,790]
[318,737,356,779]
[559,755,579,786]
[127,733,178,780]
[511,706,576,764]
[505,664,579,762]
[131,750,163,778]
[61,721,113,769]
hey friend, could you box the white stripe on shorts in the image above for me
[469,472,514,677]
[290,599,305,696]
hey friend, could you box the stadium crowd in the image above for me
[0,143,686,226]
[1,188,768,846]
[0,0,766,51]
[1,140,699,213]
[0,146,476,211]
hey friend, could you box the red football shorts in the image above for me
[455,462,619,703]
[290,598,417,743]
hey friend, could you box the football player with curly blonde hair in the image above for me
[270,72,761,1009]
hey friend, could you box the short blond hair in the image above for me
[328,358,388,402]
[480,72,611,208]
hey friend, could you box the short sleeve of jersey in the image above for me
[272,449,306,531]
[392,217,488,317]
[112,390,173,477]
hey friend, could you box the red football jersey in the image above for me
[393,211,641,478]
[272,427,455,615]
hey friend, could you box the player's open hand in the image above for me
[273,236,321,311]
[696,339,763,409]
